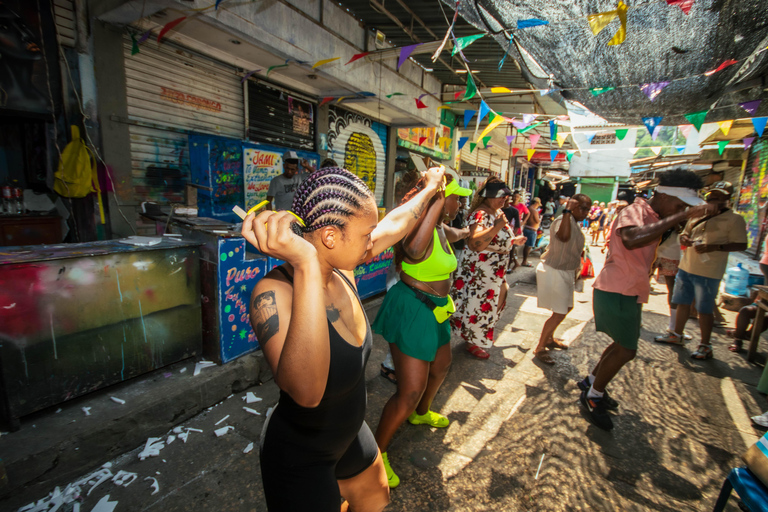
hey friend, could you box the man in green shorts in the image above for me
[579,169,716,430]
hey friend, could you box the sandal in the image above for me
[728,340,743,353]
[466,343,490,359]
[380,364,397,385]
[534,349,555,365]
[521,262,534,268]
[691,344,714,360]
[547,338,569,350]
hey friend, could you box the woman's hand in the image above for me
[513,235,527,246]
[422,166,445,193]
[493,212,507,227]
[241,210,317,267]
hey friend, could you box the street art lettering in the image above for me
[242,144,319,211]
[160,86,222,113]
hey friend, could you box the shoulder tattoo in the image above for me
[251,290,279,345]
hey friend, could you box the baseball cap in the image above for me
[445,179,472,197]
[283,150,300,162]
[706,181,733,198]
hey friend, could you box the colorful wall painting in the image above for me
[396,125,453,160]
[354,247,394,300]
[190,135,244,223]
[327,106,388,206]
[243,143,319,211]
[738,138,768,252]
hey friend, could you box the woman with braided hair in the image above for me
[242,166,444,511]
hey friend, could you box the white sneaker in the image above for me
[751,411,768,428]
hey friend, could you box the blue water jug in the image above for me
[724,263,750,296]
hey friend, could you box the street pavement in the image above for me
[7,236,767,511]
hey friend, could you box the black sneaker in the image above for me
[577,377,619,410]
[579,389,614,431]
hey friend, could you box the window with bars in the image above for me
[590,133,617,145]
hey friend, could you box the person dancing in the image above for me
[243,166,444,511]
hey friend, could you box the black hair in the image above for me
[658,168,704,190]
[572,193,591,207]
[320,158,338,169]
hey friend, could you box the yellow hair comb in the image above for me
[232,201,306,227]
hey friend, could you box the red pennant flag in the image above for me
[511,148,519,157]
[704,59,739,76]
[415,99,428,109]
[454,90,464,100]
[418,136,427,146]
[158,17,187,43]
[666,0,694,14]
[346,52,370,65]
[319,97,334,107]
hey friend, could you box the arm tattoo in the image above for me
[251,291,279,345]
[326,304,341,322]
[408,202,426,220]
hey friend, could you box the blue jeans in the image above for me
[671,268,721,315]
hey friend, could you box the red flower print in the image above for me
[479,253,488,262]
[495,267,505,278]
[486,328,494,340]
[486,289,495,300]
[481,302,492,312]
[455,278,465,290]
[470,263,476,272]
[469,315,478,324]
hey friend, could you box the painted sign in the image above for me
[397,126,452,160]
[354,247,394,299]
[327,107,388,206]
[243,143,319,211]
[160,86,222,112]
[190,135,244,223]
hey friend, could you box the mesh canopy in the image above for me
[448,0,768,125]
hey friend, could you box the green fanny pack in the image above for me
[409,285,456,323]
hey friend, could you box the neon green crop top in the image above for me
[401,229,457,282]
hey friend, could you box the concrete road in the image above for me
[9,241,767,511]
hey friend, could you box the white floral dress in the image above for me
[451,209,515,348]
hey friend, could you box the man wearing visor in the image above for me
[580,169,716,430]
[655,181,747,359]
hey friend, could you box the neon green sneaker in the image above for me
[407,410,450,428]
[382,451,399,488]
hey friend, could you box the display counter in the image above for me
[0,239,202,430]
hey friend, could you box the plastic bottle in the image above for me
[13,188,23,214]
[724,263,750,296]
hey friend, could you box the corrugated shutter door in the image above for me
[247,81,316,151]
[122,35,244,203]
[460,146,491,170]
[53,0,76,47]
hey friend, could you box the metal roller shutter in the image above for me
[247,80,316,151]
[122,35,244,203]
[459,145,491,170]
[53,0,76,48]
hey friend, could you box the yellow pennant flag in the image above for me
[608,1,628,46]
[312,57,340,69]
[556,132,569,147]
[491,87,511,93]
[477,116,505,141]
[718,120,733,136]
[587,9,617,36]
[588,1,628,46]
[527,149,536,161]
[651,146,662,155]
[437,105,451,111]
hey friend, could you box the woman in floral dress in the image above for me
[451,178,526,359]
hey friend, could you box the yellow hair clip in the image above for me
[232,201,306,227]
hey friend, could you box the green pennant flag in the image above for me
[589,87,614,96]
[519,120,545,134]
[482,136,492,147]
[469,143,477,153]
[685,110,708,132]
[717,140,728,155]
[131,33,140,55]
[488,112,498,123]
[452,34,485,56]
[386,92,404,98]
[615,129,628,141]
[462,74,477,101]
[566,150,575,162]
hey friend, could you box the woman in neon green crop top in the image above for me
[371,174,471,488]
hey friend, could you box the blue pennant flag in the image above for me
[478,101,491,124]
[499,36,513,71]
[550,150,558,162]
[549,120,557,141]
[458,137,469,150]
[752,117,768,137]
[676,145,686,154]
[585,132,597,144]
[517,19,549,29]
[464,110,477,129]
[642,116,663,136]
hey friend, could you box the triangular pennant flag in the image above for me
[628,147,639,155]
[740,100,762,116]
[550,150,559,162]
[398,44,421,70]
[651,125,662,141]
[589,87,615,96]
[529,133,541,147]
[549,120,557,141]
[138,30,152,44]
[511,148,520,157]
[685,110,708,131]
[452,34,484,56]
[464,110,477,129]
[482,136,492,148]
[491,87,511,93]
[752,117,767,137]
[454,90,464,100]
[506,135,515,145]
[418,136,427,146]
[527,149,536,161]
[415,98,428,109]
[744,137,756,150]
[267,63,289,76]
[588,9,617,35]
[158,16,187,43]
[463,74,477,101]
[518,19,549,29]
[346,52,370,65]
[666,0,694,15]
[704,59,739,76]
[676,145,686,154]
[319,97,334,107]
[523,114,537,125]
[586,132,597,144]
[458,137,469,150]
[642,116,663,136]
[519,121,545,134]
[215,0,224,9]
[650,146,662,155]
[717,140,728,155]
[615,129,628,140]
[478,101,491,123]
[469,143,477,153]
[241,69,262,83]
[556,132,568,147]
[640,81,670,101]
[478,116,505,141]
[718,120,733,136]
[131,33,140,55]
[336,97,349,103]
[386,92,404,98]
[679,124,693,138]
[279,91,285,101]
[608,1,628,46]
[566,150,576,162]
[588,2,627,46]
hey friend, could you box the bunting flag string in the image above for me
[651,125,662,141]
[478,100,491,124]
[679,125,693,138]
[138,30,152,44]
[312,57,340,69]
[319,97,334,107]
[650,146,662,155]
[585,132,597,143]
[477,116,505,142]
[463,74,478,101]
[418,136,427,146]
[452,34,484,55]
[498,36,513,71]
[266,64,289,77]
[415,98,428,109]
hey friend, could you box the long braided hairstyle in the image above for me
[291,167,374,236]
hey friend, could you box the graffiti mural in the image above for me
[327,106,388,205]
[739,139,768,251]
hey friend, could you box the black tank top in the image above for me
[268,266,372,462]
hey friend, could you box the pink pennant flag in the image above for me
[704,59,739,76]
[679,124,693,139]
[666,0,694,14]
[640,81,670,101]
[529,133,541,147]
[398,44,421,70]
[744,137,756,150]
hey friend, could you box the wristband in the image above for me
[562,209,571,214]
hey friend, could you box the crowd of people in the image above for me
[240,164,763,510]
